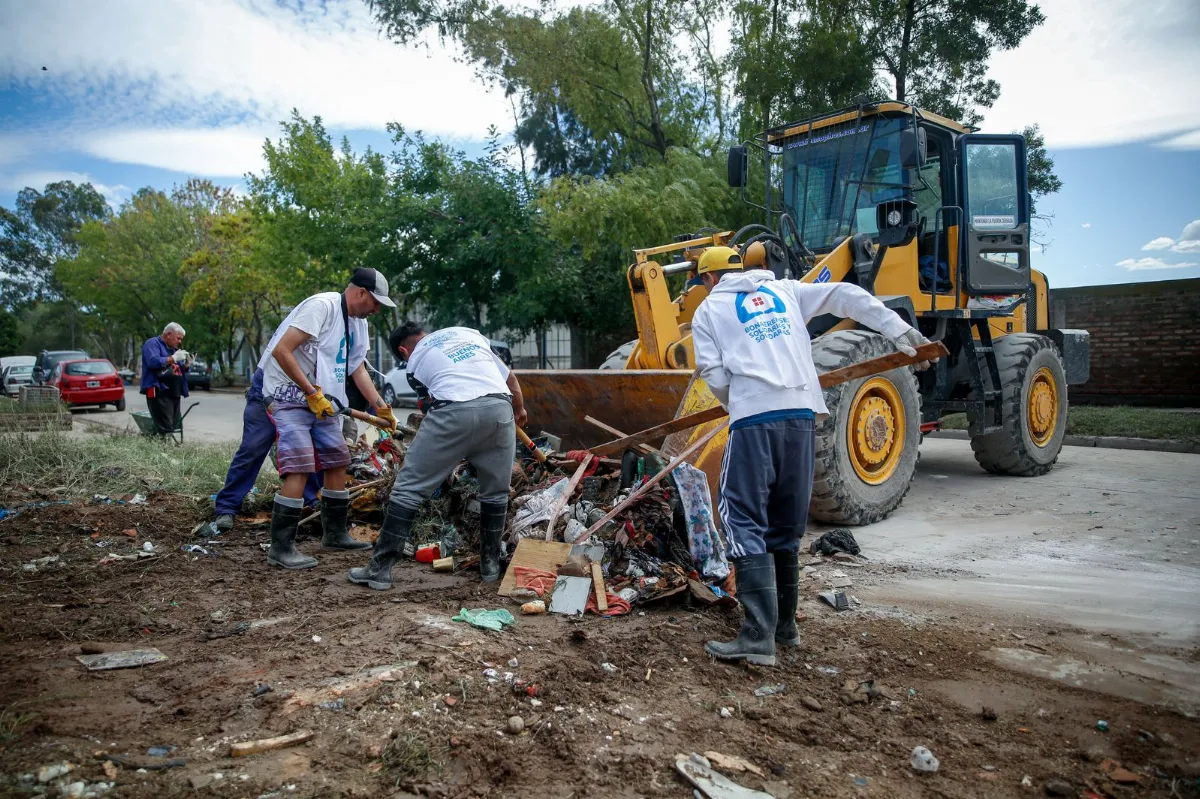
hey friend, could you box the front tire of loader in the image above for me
[599,340,637,370]
[810,330,921,526]
[969,334,1066,476]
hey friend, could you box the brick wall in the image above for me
[1049,278,1200,406]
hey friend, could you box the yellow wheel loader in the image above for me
[517,100,1090,525]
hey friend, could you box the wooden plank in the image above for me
[815,341,947,388]
[544,453,594,542]
[596,341,950,453]
[576,422,728,543]
[589,405,728,457]
[497,538,572,597]
[230,729,315,758]
[590,561,608,613]
[584,416,657,454]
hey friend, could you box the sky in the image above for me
[1,0,1198,289]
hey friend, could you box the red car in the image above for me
[51,359,127,411]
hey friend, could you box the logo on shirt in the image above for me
[335,331,354,365]
[735,285,786,323]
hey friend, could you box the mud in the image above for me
[1,494,1198,798]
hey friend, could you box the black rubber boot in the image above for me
[479,501,507,583]
[320,493,370,550]
[347,502,416,590]
[704,554,777,666]
[267,499,318,570]
[773,551,801,647]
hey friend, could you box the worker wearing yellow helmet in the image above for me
[692,246,932,666]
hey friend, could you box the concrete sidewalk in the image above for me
[927,428,1198,453]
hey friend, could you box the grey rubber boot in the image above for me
[347,502,416,590]
[320,493,370,550]
[267,499,318,570]
[704,554,778,666]
[213,514,234,532]
[479,501,507,583]
[773,551,801,647]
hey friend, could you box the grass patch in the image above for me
[0,429,278,500]
[939,406,1200,443]
[381,732,438,786]
[0,702,39,748]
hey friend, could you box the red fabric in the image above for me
[514,565,631,616]
[565,450,602,477]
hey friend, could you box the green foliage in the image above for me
[0,181,110,309]
[0,308,20,354]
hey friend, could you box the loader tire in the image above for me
[810,330,921,526]
[969,334,1066,476]
[599,340,637,370]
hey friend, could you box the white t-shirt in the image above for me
[407,327,510,402]
[260,292,369,407]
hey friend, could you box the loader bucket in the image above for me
[516,369,692,450]
[517,368,730,502]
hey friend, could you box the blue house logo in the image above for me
[736,285,787,323]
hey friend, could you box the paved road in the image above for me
[72,387,417,442]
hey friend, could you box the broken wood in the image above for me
[544,453,594,541]
[515,427,549,463]
[590,405,727,457]
[298,476,391,528]
[590,561,608,613]
[230,729,315,758]
[577,422,728,543]
[584,416,658,455]
[596,341,949,453]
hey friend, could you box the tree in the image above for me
[860,0,1045,125]
[0,181,110,309]
[0,308,20,354]
[1022,123,1062,249]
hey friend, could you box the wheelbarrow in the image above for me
[131,401,200,443]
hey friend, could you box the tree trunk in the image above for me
[896,0,916,102]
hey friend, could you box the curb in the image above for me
[926,429,1198,454]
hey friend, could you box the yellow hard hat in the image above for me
[697,246,743,275]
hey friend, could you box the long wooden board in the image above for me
[544,453,594,541]
[590,341,947,456]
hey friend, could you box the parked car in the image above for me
[2,364,35,398]
[33,349,89,384]
[186,358,213,391]
[380,339,512,407]
[51,358,126,411]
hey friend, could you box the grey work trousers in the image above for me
[389,396,516,510]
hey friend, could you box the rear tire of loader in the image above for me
[810,331,921,526]
[599,340,637,370]
[969,334,1066,476]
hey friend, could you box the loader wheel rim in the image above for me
[848,377,904,485]
[1027,366,1058,447]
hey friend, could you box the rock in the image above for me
[800,696,823,712]
[80,643,106,655]
[1044,779,1073,796]
[910,746,939,773]
[831,552,857,563]
[977,771,999,782]
[744,707,773,721]
[63,782,87,798]
[37,762,72,783]
[189,774,218,789]
[506,716,525,735]
[981,705,998,721]
[1021,775,1034,789]
[718,707,733,718]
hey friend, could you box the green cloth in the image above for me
[452,607,516,632]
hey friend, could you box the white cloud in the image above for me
[0,170,131,207]
[0,0,511,175]
[1140,221,1200,254]
[983,0,1200,148]
[1116,257,1198,271]
[1143,236,1176,250]
[84,128,270,177]
[1157,129,1200,150]
[1081,222,1092,228]
[1181,220,1200,241]
[1173,239,1200,253]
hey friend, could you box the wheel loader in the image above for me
[516,99,1090,525]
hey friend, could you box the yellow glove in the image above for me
[305,386,336,419]
[375,403,398,433]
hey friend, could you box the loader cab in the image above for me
[733,101,1033,301]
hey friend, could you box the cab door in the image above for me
[957,134,1031,294]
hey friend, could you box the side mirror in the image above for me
[900,127,927,170]
[726,145,748,188]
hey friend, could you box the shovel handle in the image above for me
[515,426,548,462]
[346,408,393,431]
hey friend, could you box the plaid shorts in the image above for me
[268,403,351,475]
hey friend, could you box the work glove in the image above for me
[374,403,398,433]
[170,349,190,364]
[893,329,936,371]
[305,386,337,419]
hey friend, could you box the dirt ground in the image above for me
[1,481,1198,799]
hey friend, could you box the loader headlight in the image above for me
[886,209,902,227]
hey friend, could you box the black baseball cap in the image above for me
[350,268,396,308]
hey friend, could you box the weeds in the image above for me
[381,732,437,785]
[0,702,39,748]
[0,429,277,500]
[939,406,1200,443]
